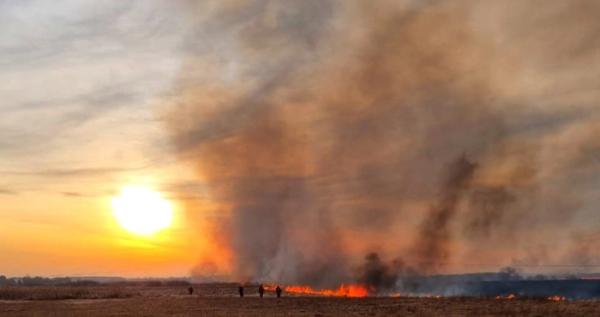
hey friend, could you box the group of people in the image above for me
[238,284,282,298]
[186,284,283,298]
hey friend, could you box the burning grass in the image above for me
[265,284,370,298]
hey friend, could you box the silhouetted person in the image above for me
[275,285,282,298]
[258,284,265,298]
[188,287,194,295]
[238,285,244,298]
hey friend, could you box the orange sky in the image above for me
[0,183,196,277]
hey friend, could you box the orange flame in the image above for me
[265,284,370,297]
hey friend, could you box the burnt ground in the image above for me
[2,296,600,317]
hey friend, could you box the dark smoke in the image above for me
[357,253,400,293]
[414,156,477,273]
[165,0,600,287]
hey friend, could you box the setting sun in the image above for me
[111,186,173,236]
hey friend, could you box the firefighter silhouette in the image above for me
[258,284,265,298]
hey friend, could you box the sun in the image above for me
[111,186,173,236]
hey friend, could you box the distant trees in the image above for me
[498,267,521,281]
[0,276,98,286]
[0,276,190,287]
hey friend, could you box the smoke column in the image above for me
[165,0,600,287]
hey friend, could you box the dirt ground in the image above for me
[2,296,600,317]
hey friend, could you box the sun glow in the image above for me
[111,186,173,236]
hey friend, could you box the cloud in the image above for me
[0,1,187,194]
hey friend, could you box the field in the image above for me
[1,284,599,316]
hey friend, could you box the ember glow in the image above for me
[547,296,566,302]
[495,294,516,300]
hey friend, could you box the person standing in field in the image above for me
[238,285,244,298]
[258,284,265,298]
[275,285,282,298]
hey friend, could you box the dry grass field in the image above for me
[1,284,599,316]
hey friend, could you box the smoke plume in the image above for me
[414,156,477,273]
[165,0,600,287]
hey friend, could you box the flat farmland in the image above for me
[1,285,599,317]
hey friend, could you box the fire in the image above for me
[266,284,370,297]
[547,295,566,302]
[495,294,516,300]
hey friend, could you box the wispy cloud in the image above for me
[0,166,146,178]
[0,188,18,195]
[0,1,187,197]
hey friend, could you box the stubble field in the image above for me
[0,284,598,316]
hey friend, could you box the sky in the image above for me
[0,1,203,277]
[1,1,599,281]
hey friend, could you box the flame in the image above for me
[495,294,516,300]
[547,295,566,302]
[265,284,369,297]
